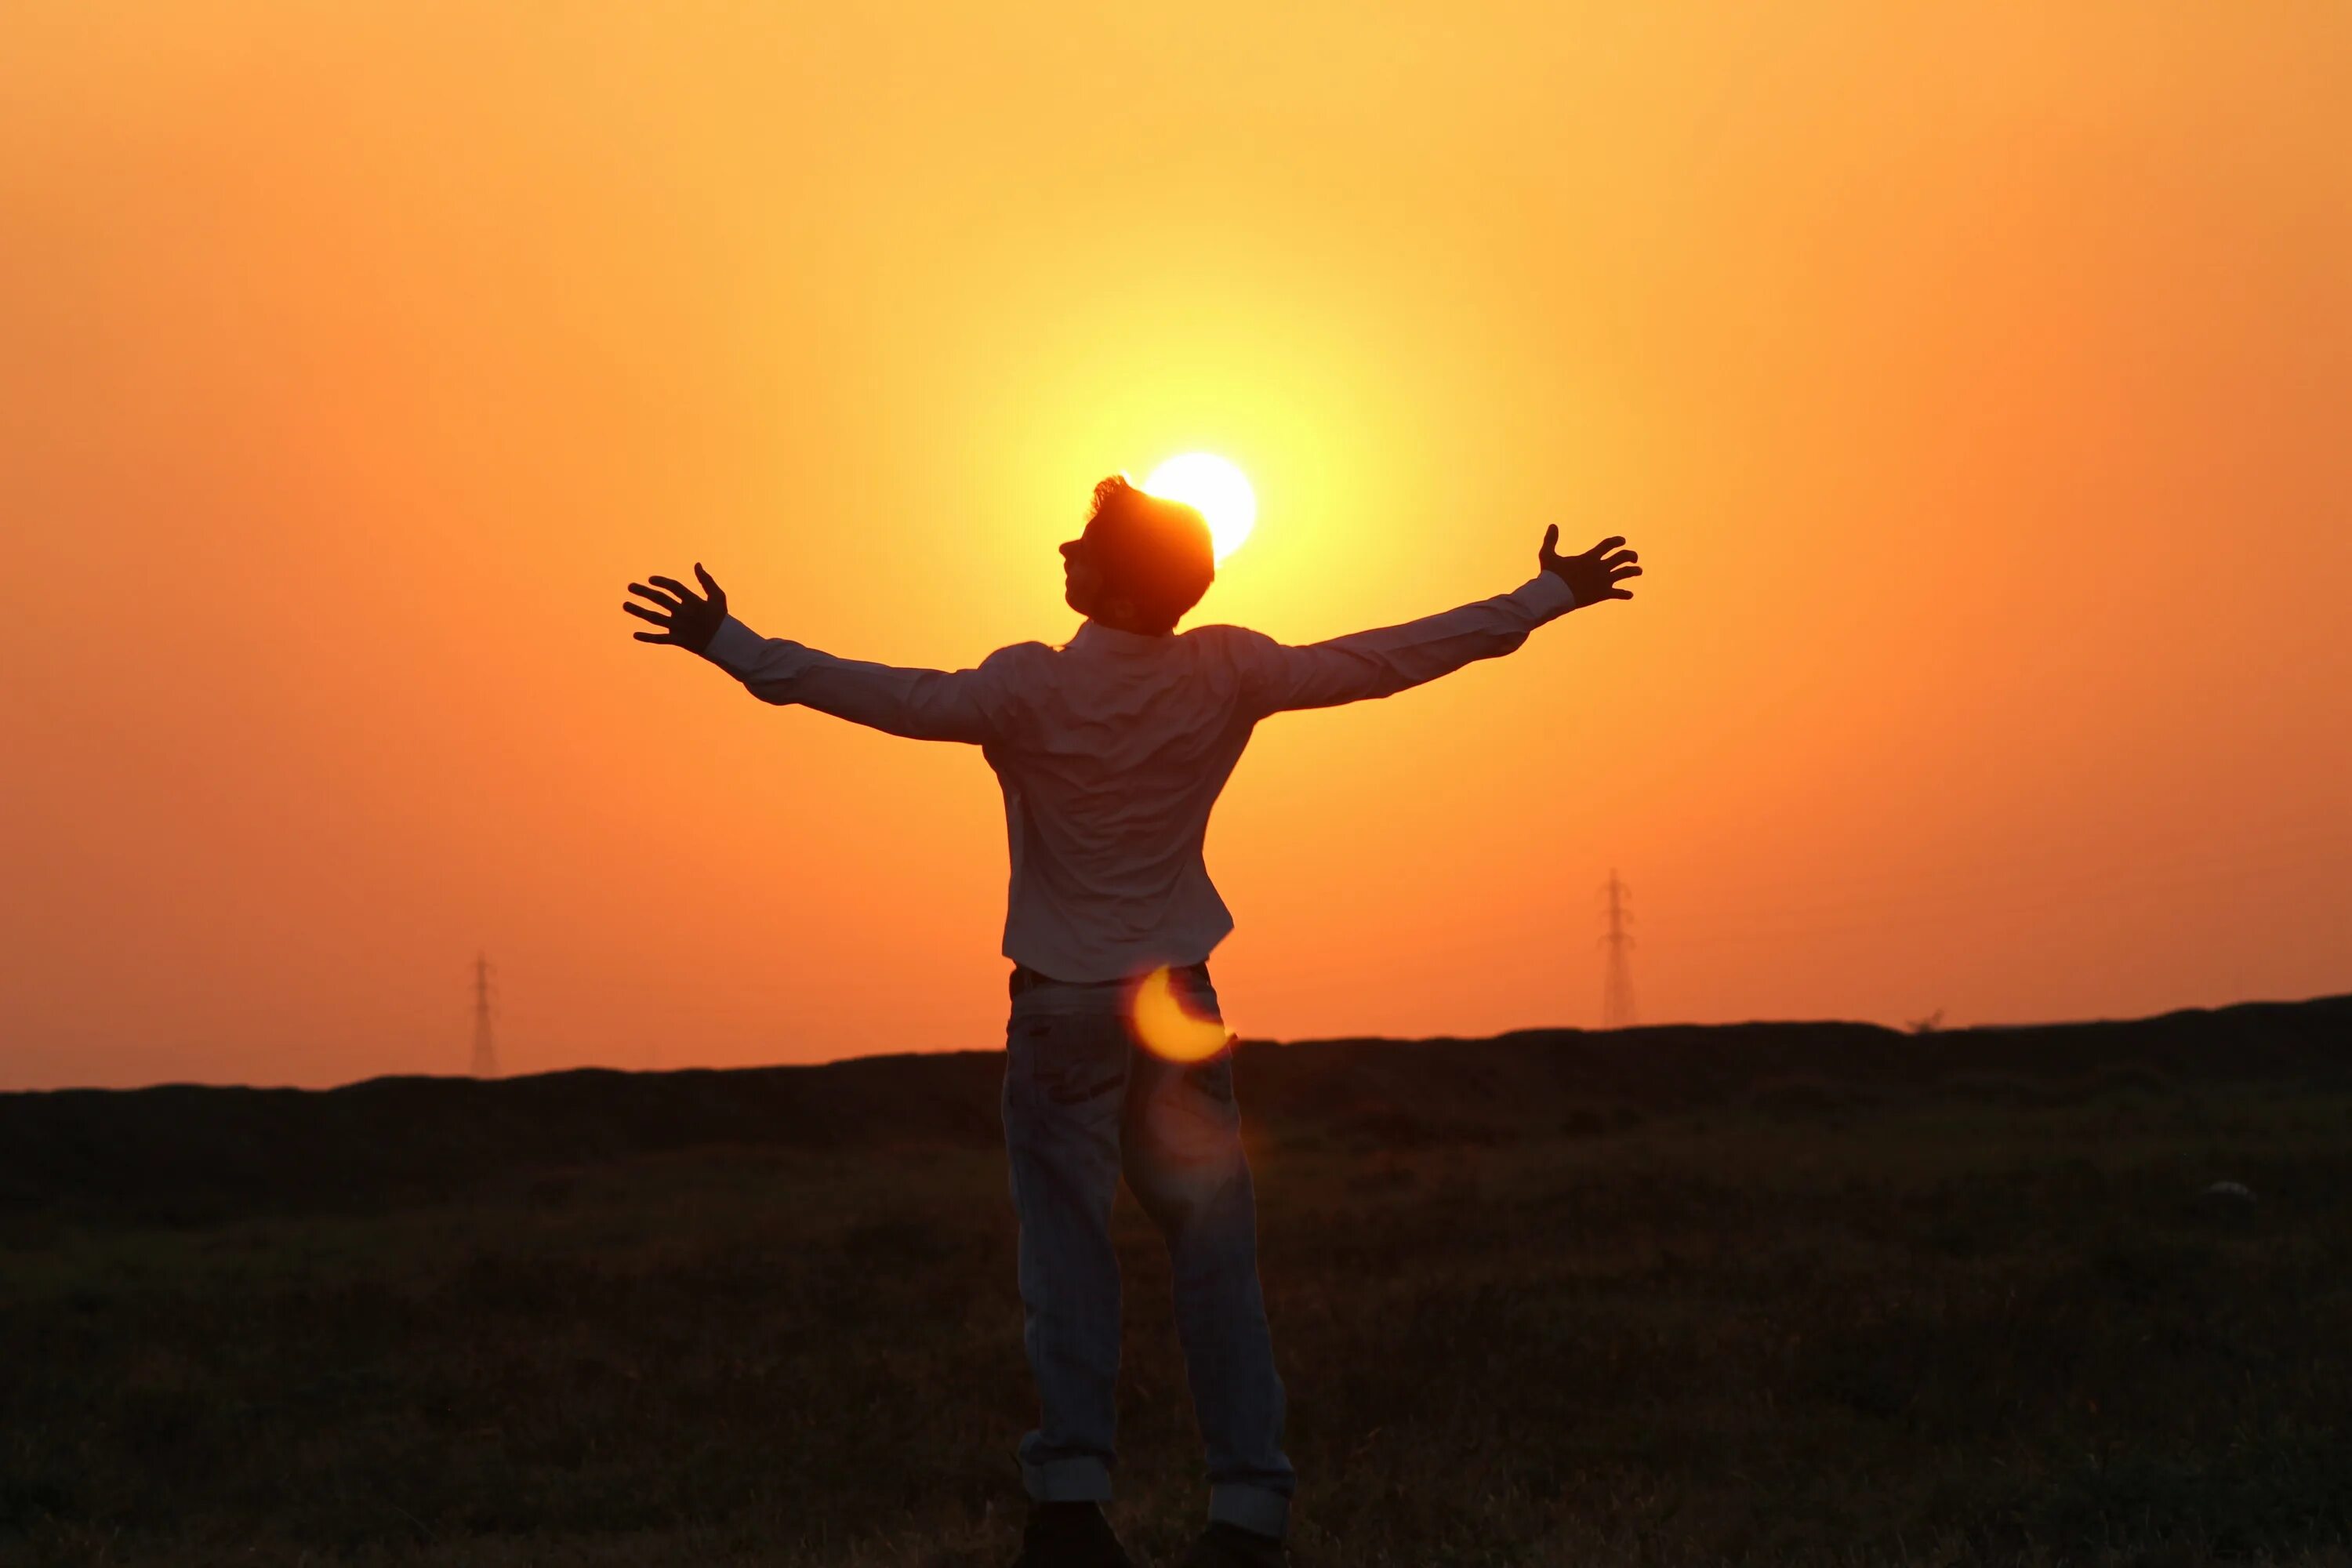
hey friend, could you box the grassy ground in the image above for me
[5,1068,2351,1566]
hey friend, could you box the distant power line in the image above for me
[471,953,499,1079]
[1600,869,1637,1029]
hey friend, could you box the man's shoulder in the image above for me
[982,640,1060,670]
[1180,623,1283,677]
[1178,622,1275,651]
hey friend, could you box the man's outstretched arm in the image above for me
[1229,526,1641,717]
[622,564,1016,744]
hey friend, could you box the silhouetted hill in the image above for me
[4,994,2346,1223]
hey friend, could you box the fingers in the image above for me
[621,601,671,626]
[1541,523,1559,557]
[693,562,722,596]
[627,582,682,612]
[647,575,699,604]
[1610,563,1643,582]
[1602,548,1638,568]
[631,630,676,643]
[1583,535,1628,558]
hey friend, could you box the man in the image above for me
[622,477,1641,1566]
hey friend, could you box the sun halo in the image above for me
[1142,453,1256,563]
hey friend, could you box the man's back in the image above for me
[981,621,1263,983]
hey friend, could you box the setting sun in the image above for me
[1143,453,1257,563]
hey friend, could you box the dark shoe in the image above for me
[1179,1519,1287,1568]
[1011,1500,1135,1568]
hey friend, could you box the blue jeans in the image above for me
[1000,964,1295,1538]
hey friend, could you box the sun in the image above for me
[1142,453,1256,563]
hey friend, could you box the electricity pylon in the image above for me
[1599,870,1637,1029]
[470,952,499,1078]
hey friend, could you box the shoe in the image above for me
[1011,1500,1136,1568]
[1179,1519,1287,1567]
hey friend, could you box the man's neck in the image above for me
[1087,614,1171,638]
[1074,617,1174,650]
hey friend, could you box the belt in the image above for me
[1009,959,1211,1000]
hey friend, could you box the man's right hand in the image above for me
[622,563,728,654]
[1539,526,1641,608]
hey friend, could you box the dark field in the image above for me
[5,996,2350,1566]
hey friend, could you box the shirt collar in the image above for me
[1069,619,1174,655]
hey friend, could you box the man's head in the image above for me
[1060,476,1215,635]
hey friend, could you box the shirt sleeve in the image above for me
[1223,572,1578,717]
[700,617,1026,745]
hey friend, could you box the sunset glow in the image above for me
[2,2,2346,1091]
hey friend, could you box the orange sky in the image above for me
[4,3,2347,1091]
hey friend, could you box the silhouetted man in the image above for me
[623,478,1640,1567]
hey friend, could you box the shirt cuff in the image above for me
[1508,571,1578,621]
[702,615,768,674]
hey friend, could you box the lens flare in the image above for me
[1127,965,1232,1063]
[1142,453,1256,563]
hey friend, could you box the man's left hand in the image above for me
[622,563,728,653]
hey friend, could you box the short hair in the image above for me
[1082,475,1215,632]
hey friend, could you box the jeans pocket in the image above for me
[1017,1014,1126,1106]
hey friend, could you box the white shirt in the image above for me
[702,572,1580,982]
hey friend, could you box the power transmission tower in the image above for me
[470,952,499,1078]
[1599,870,1637,1029]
